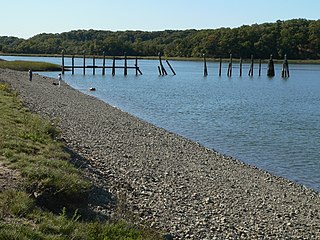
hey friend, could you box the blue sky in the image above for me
[1,0,319,39]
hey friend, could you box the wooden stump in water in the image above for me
[267,54,275,77]
[282,54,290,78]
[203,54,208,77]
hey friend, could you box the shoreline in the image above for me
[2,53,320,64]
[1,69,319,239]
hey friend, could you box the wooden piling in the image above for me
[219,58,222,76]
[248,55,254,77]
[203,54,208,77]
[102,51,106,75]
[227,54,232,77]
[61,50,65,74]
[135,57,138,76]
[240,57,243,77]
[112,57,116,76]
[267,54,275,77]
[166,60,176,75]
[93,53,95,75]
[124,54,127,76]
[259,59,262,77]
[281,54,290,78]
[71,55,74,75]
[158,53,167,75]
[83,50,86,75]
[137,67,143,75]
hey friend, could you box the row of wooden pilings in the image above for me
[61,50,143,76]
[203,54,290,78]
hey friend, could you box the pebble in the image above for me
[1,69,320,239]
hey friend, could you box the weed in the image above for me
[0,83,163,239]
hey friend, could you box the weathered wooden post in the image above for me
[248,54,254,77]
[203,54,208,77]
[219,58,222,76]
[124,53,127,76]
[61,50,65,74]
[267,54,275,77]
[112,57,116,76]
[71,55,74,75]
[102,51,106,75]
[158,52,167,75]
[166,60,176,75]
[135,57,138,76]
[258,59,262,77]
[240,57,243,77]
[227,54,232,77]
[93,53,96,75]
[83,50,86,75]
[282,54,290,78]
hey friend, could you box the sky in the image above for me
[1,0,319,39]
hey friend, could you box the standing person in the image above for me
[28,69,33,81]
[58,73,62,87]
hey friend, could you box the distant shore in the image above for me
[1,68,319,239]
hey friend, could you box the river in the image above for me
[2,55,320,192]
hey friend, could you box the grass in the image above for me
[0,59,61,71]
[0,83,162,240]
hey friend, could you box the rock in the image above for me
[1,69,320,239]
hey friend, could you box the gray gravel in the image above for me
[1,69,320,239]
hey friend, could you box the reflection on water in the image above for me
[2,56,320,192]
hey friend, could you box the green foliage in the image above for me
[0,83,163,240]
[0,190,34,218]
[1,18,320,59]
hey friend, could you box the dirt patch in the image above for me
[0,161,23,192]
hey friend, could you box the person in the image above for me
[28,69,33,81]
[58,73,62,86]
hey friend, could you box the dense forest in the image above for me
[1,18,320,59]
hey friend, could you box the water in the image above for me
[2,55,320,192]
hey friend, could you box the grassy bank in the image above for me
[0,83,161,239]
[0,59,61,71]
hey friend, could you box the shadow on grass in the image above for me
[64,146,116,222]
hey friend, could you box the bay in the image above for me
[2,55,320,192]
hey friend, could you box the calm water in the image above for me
[2,56,320,192]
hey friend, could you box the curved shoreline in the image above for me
[1,69,319,239]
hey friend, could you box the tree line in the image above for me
[1,18,319,60]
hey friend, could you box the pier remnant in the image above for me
[124,53,128,76]
[112,57,116,76]
[281,54,290,78]
[203,54,208,77]
[259,59,262,77]
[158,53,167,76]
[72,55,74,75]
[227,54,232,77]
[267,54,275,77]
[61,51,142,76]
[93,53,96,75]
[248,55,254,77]
[166,60,176,75]
[61,50,65,74]
[102,51,106,75]
[83,50,86,75]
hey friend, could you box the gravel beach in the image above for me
[1,69,319,239]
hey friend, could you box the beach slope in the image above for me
[1,69,319,239]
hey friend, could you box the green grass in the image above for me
[0,83,162,240]
[0,60,61,71]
